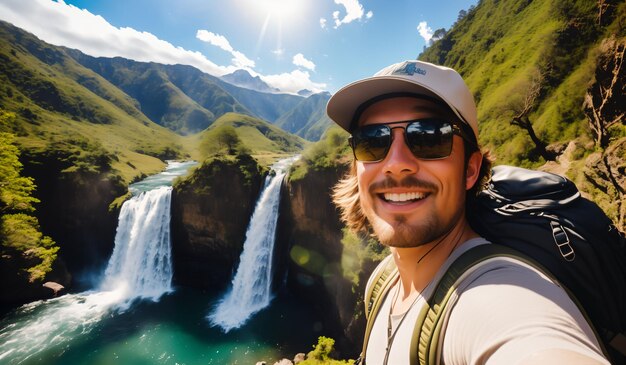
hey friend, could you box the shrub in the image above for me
[298,336,354,365]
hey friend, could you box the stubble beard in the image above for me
[366,198,466,248]
[369,213,440,248]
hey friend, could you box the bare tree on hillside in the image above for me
[506,68,556,161]
[596,0,620,25]
[584,37,626,230]
[598,0,609,25]
[583,37,625,149]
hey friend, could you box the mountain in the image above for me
[217,78,304,125]
[297,89,313,97]
[69,53,312,135]
[0,20,187,182]
[221,69,280,93]
[65,53,252,135]
[275,92,333,141]
[420,0,624,164]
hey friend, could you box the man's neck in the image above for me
[390,220,478,303]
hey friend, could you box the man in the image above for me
[327,60,609,364]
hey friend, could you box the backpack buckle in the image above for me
[550,221,575,261]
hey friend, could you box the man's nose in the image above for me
[382,128,419,176]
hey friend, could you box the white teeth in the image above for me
[383,192,426,202]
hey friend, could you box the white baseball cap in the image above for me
[326,60,479,141]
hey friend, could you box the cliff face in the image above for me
[20,151,125,288]
[0,246,70,309]
[170,154,266,293]
[278,165,368,356]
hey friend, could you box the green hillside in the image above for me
[420,0,626,228]
[70,53,313,137]
[276,92,334,141]
[68,54,252,134]
[421,0,625,164]
[0,20,187,182]
[194,112,308,165]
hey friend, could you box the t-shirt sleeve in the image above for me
[441,260,610,365]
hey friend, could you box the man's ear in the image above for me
[465,151,482,191]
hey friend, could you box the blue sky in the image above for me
[0,0,477,94]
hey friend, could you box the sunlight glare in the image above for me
[252,0,303,21]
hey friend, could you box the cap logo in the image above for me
[392,62,427,76]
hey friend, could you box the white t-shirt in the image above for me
[364,238,610,365]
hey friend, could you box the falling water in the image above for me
[0,161,196,364]
[99,186,173,307]
[208,156,298,332]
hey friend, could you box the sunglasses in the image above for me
[349,118,473,162]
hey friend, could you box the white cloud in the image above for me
[196,30,233,52]
[331,0,371,28]
[196,30,255,68]
[417,21,434,43]
[260,70,326,94]
[320,17,327,29]
[0,0,326,93]
[272,48,285,56]
[0,0,243,76]
[292,53,316,71]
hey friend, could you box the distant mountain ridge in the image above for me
[0,20,331,141]
[275,92,333,141]
[221,69,279,93]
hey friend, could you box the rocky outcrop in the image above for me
[170,154,266,292]
[583,137,626,230]
[0,247,71,309]
[19,151,125,288]
[278,165,368,357]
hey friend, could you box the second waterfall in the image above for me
[208,156,298,332]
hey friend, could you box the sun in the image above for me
[237,0,308,55]
[247,0,305,22]
[263,0,299,18]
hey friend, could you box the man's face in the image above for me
[355,97,477,248]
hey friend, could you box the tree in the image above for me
[215,125,241,154]
[505,68,556,161]
[201,124,244,157]
[0,110,59,283]
[457,9,468,23]
[583,37,625,149]
[0,112,38,213]
[432,28,447,43]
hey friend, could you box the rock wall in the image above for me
[277,165,369,357]
[19,152,124,289]
[170,154,266,293]
[0,248,70,310]
[0,151,124,310]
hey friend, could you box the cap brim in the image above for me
[327,76,465,132]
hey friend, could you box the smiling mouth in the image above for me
[381,192,428,204]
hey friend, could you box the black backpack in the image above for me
[361,165,626,364]
[468,165,626,363]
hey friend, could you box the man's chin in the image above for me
[371,218,435,248]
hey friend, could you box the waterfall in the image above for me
[99,186,173,305]
[208,156,298,332]
[0,161,195,363]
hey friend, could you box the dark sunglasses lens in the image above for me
[406,119,454,159]
[352,125,391,162]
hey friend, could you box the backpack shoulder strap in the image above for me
[359,254,398,362]
[409,244,528,365]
